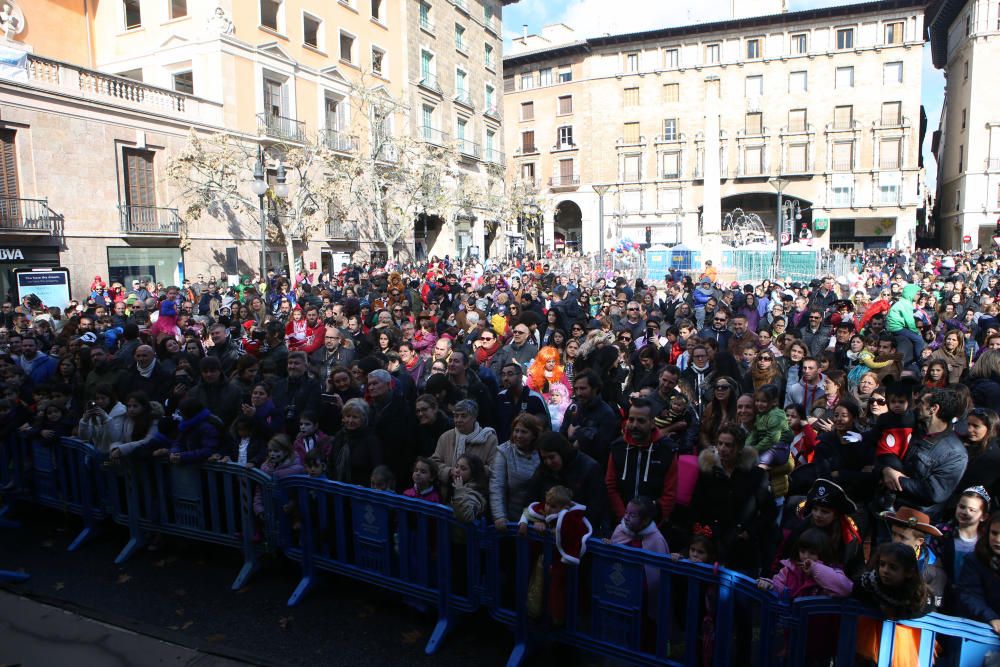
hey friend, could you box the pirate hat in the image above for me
[803,478,857,516]
[880,507,943,538]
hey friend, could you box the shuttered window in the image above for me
[834,105,853,129]
[832,142,853,171]
[0,130,18,199]
[623,87,639,106]
[0,130,18,225]
[124,148,156,207]
[623,122,640,144]
[787,144,807,172]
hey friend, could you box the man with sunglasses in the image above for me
[697,309,732,351]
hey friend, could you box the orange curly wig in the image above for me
[527,346,566,393]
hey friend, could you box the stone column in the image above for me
[701,76,723,267]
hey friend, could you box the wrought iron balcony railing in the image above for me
[325,220,359,239]
[257,112,306,142]
[457,139,481,158]
[118,204,181,235]
[320,129,358,153]
[549,175,580,187]
[484,148,504,164]
[420,126,449,146]
[0,196,54,233]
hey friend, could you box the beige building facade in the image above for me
[404,0,508,260]
[503,0,927,254]
[0,0,514,300]
[927,0,1000,250]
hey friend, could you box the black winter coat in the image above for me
[527,449,610,537]
[691,446,772,575]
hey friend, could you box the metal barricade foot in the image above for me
[287,576,314,607]
[67,526,97,552]
[425,615,452,655]
[0,569,28,583]
[505,642,528,667]
[232,558,259,591]
[114,536,146,564]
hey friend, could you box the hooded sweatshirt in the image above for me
[605,430,679,522]
[886,284,920,334]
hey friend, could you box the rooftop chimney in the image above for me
[522,24,528,39]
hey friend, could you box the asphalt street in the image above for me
[0,505,523,667]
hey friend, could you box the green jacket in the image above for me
[886,284,920,333]
[746,407,792,453]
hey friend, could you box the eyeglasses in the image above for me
[619,336,632,342]
[627,307,639,311]
[714,318,727,323]
[714,385,731,391]
[870,398,887,406]
[759,356,772,361]
[514,330,528,335]
[480,336,494,342]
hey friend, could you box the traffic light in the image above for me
[645,226,651,244]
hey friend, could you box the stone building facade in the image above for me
[927,0,1000,250]
[502,0,927,253]
[0,0,515,300]
[403,0,508,260]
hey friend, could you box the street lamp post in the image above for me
[250,148,269,284]
[593,183,611,264]
[768,177,790,277]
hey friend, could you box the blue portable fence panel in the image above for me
[484,525,792,667]
[108,457,277,590]
[277,476,482,655]
[789,596,1000,667]
[1,436,108,552]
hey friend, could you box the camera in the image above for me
[251,330,267,341]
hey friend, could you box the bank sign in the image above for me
[0,248,25,260]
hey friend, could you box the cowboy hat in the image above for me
[880,507,943,538]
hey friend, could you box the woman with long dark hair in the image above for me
[698,376,739,449]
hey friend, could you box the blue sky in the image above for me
[503,0,944,185]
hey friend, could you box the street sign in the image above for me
[813,216,830,232]
[780,232,790,244]
[963,235,972,243]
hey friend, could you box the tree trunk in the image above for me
[284,231,297,289]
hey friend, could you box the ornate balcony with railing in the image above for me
[0,197,55,233]
[257,113,306,142]
[484,148,504,164]
[454,89,474,110]
[457,138,481,159]
[325,219,359,240]
[418,74,442,94]
[23,54,223,124]
[420,126,449,146]
[320,129,358,153]
[549,175,580,188]
[118,205,181,235]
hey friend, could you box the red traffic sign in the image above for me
[780,233,790,244]
[963,235,972,243]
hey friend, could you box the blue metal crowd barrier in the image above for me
[3,434,1000,665]
[0,435,108,551]
[484,526,791,667]
[277,476,482,655]
[106,457,279,590]
[789,596,1000,667]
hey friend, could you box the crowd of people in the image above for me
[4,248,1000,661]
